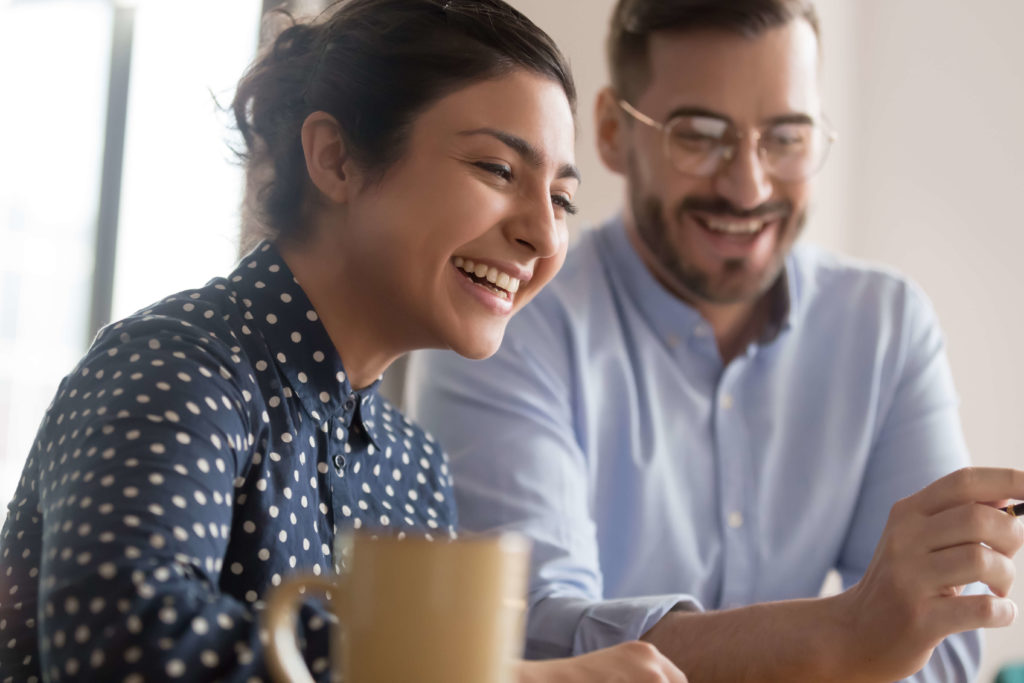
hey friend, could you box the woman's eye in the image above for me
[552,195,578,216]
[475,162,513,181]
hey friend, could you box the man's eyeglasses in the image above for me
[618,99,837,183]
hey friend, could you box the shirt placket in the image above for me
[713,359,756,609]
[325,390,359,540]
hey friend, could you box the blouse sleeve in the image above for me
[1,316,329,682]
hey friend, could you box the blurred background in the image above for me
[0,0,1021,677]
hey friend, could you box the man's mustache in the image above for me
[677,196,792,220]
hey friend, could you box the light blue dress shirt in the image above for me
[406,215,980,682]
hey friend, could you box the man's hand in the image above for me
[516,641,687,683]
[837,466,1024,681]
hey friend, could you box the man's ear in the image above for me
[300,111,357,203]
[595,87,628,175]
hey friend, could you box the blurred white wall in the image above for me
[511,0,1024,677]
[843,1,1024,675]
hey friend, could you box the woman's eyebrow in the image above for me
[459,127,581,183]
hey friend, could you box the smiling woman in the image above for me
[0,1,683,682]
[283,71,578,374]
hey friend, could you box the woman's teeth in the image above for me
[705,219,766,235]
[453,256,521,294]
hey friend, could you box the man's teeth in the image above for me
[706,219,765,235]
[453,257,521,293]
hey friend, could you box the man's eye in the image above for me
[767,125,811,149]
[475,162,513,180]
[552,195,578,216]
[671,133,720,154]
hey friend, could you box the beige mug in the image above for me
[264,532,530,683]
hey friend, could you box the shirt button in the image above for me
[720,393,734,410]
[727,511,744,529]
[343,394,356,412]
[333,454,346,471]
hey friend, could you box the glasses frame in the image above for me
[617,99,838,183]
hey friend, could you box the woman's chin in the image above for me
[447,326,505,360]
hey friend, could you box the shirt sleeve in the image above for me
[405,305,700,659]
[17,318,330,682]
[836,281,981,683]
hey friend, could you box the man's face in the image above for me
[609,19,821,305]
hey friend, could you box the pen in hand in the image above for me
[1001,502,1024,517]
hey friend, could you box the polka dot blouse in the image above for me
[0,241,458,682]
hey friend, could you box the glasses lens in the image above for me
[663,116,834,181]
[762,123,831,181]
[664,115,730,176]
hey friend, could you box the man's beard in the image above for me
[627,164,805,306]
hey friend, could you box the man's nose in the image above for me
[712,139,774,211]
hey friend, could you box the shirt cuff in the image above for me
[524,593,703,659]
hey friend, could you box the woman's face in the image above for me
[345,70,578,359]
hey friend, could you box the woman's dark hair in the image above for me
[233,0,576,243]
[609,0,820,102]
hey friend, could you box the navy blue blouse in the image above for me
[0,241,457,682]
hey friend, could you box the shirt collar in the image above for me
[228,241,384,448]
[598,213,801,349]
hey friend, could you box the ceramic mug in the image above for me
[264,532,530,683]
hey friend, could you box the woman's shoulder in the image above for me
[92,277,239,350]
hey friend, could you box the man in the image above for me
[406,1,1024,680]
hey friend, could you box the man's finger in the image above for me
[924,502,1024,556]
[922,544,1017,598]
[914,467,1024,516]
[925,594,1018,637]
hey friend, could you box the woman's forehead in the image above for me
[413,71,577,166]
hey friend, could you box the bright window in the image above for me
[0,0,260,520]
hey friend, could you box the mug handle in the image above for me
[264,574,343,683]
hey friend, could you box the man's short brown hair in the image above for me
[608,0,820,101]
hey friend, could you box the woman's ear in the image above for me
[300,111,357,203]
[595,87,628,175]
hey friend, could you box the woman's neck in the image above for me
[276,234,402,390]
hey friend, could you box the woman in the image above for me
[0,0,684,681]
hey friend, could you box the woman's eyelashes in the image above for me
[473,160,578,216]
[475,161,513,181]
[552,194,578,215]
